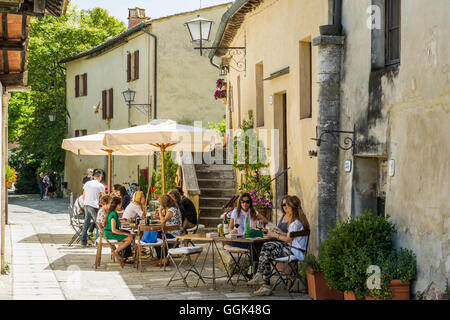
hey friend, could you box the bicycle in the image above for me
[123,182,140,196]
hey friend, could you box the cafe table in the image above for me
[175,234,231,290]
[215,235,276,277]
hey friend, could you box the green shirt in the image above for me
[104,211,127,241]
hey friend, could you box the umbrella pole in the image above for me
[145,155,153,204]
[107,151,112,195]
[161,145,166,194]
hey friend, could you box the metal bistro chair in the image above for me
[224,244,251,287]
[135,224,164,272]
[67,205,84,246]
[269,230,310,294]
[166,230,204,288]
[94,223,122,269]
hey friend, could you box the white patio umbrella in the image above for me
[103,119,222,194]
[62,133,153,195]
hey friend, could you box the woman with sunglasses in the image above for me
[229,193,268,249]
[248,195,310,296]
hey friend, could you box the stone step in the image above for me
[195,164,234,171]
[199,206,225,217]
[200,188,236,198]
[199,197,232,208]
[196,170,234,180]
[198,216,222,228]
[197,178,235,189]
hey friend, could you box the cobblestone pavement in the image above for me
[2,194,310,300]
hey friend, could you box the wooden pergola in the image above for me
[0,0,68,276]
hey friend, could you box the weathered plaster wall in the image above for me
[225,0,329,253]
[339,0,450,292]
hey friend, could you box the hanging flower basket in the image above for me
[214,89,227,102]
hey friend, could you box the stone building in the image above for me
[211,0,449,295]
[61,3,232,197]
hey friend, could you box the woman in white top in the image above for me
[121,191,146,222]
[248,195,310,296]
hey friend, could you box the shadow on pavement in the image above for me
[8,194,69,215]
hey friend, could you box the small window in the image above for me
[299,40,312,119]
[127,50,140,82]
[385,0,401,66]
[82,73,87,96]
[75,130,80,137]
[75,75,80,97]
[255,63,264,127]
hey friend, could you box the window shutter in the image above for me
[127,53,131,82]
[134,50,139,80]
[75,130,79,137]
[82,73,87,96]
[102,90,107,119]
[75,75,79,97]
[108,88,114,119]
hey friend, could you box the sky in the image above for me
[70,0,233,24]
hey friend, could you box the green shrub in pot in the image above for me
[319,210,397,296]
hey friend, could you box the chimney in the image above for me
[128,7,150,28]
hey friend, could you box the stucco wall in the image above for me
[339,0,450,292]
[224,0,330,254]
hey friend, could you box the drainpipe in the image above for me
[313,0,345,246]
[140,26,158,171]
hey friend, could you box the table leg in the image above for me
[196,242,211,288]
[212,241,216,289]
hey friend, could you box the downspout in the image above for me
[140,27,158,171]
[333,0,342,26]
[140,27,157,119]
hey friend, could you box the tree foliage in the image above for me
[8,6,126,192]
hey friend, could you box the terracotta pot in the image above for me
[306,268,343,300]
[221,97,227,104]
[389,280,410,300]
[154,193,161,199]
[343,291,365,300]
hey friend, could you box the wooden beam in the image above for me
[34,0,46,14]
[0,72,26,86]
[2,14,7,41]
[3,49,8,74]
[0,40,25,51]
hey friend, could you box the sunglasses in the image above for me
[281,203,288,207]
[241,200,251,204]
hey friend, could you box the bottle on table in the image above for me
[223,215,229,234]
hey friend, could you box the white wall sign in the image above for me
[269,95,273,105]
[389,159,395,177]
[345,160,352,173]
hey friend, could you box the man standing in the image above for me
[38,172,45,200]
[80,171,105,247]
[82,168,94,185]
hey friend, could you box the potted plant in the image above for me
[216,78,227,90]
[366,248,417,300]
[319,210,397,300]
[302,254,343,300]
[214,89,227,104]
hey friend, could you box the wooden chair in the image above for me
[94,223,122,269]
[135,224,164,272]
[269,230,310,294]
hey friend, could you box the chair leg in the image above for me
[95,241,102,269]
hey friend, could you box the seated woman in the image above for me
[103,196,134,266]
[96,194,112,227]
[169,189,197,234]
[248,195,310,296]
[274,195,291,236]
[153,194,182,267]
[229,193,268,249]
[121,191,146,223]
[118,186,131,211]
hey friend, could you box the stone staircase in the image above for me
[196,163,236,229]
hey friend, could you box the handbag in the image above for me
[142,230,158,243]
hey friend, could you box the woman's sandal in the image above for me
[113,251,125,267]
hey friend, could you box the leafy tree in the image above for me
[8,6,126,193]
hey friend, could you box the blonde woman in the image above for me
[121,191,146,222]
[249,195,310,296]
